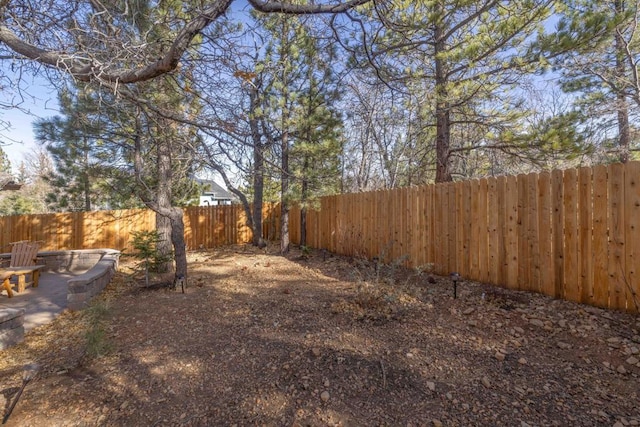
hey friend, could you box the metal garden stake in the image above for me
[2,363,40,425]
[450,272,461,299]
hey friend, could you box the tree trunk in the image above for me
[280,129,290,254]
[280,18,291,254]
[615,0,630,163]
[300,156,309,246]
[156,137,175,273]
[168,206,188,284]
[155,212,172,273]
[83,142,91,211]
[434,9,452,183]
[252,142,267,248]
[83,172,91,211]
[132,113,186,283]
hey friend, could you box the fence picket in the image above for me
[551,169,565,299]
[505,175,519,289]
[578,167,594,306]
[462,181,472,278]
[608,163,626,310]
[496,176,507,286]
[624,162,640,312]
[592,165,609,308]
[564,168,580,303]
[478,179,489,282]
[538,172,553,297]
[488,177,499,285]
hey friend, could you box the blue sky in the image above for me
[1,70,59,172]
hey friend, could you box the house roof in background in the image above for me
[0,179,22,191]
[196,179,234,199]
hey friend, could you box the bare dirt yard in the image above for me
[1,245,639,426]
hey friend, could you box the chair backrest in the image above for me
[10,241,40,267]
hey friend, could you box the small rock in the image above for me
[557,342,571,350]
[617,365,627,375]
[613,422,624,427]
[324,379,330,387]
[426,381,436,392]
[626,356,639,365]
[607,337,621,347]
[495,352,506,362]
[311,348,321,357]
[406,352,414,358]
[558,319,567,328]
[463,307,475,315]
[518,358,527,365]
[514,327,525,335]
[530,319,544,327]
[320,391,330,402]
[468,320,478,327]
[481,376,491,388]
[432,420,443,427]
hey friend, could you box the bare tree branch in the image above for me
[0,0,371,84]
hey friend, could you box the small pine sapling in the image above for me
[129,230,172,287]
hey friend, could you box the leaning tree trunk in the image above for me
[132,114,187,283]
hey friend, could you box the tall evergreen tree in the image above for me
[543,0,640,162]
[346,0,556,182]
[34,87,137,211]
[251,12,344,251]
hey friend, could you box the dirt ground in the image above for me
[0,244,639,426]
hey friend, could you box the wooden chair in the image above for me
[9,240,40,267]
[1,241,45,297]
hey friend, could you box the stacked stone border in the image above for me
[0,308,25,350]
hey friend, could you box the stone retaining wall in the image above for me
[41,249,119,273]
[0,308,25,350]
[0,248,120,273]
[66,252,119,310]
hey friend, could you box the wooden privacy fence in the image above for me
[290,162,640,313]
[2,163,639,312]
[0,204,280,254]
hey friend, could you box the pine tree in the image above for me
[349,0,556,182]
[542,0,640,163]
[252,12,345,251]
